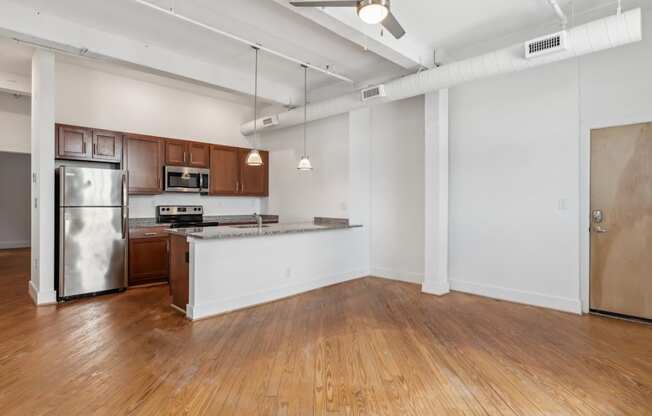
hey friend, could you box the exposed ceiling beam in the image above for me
[0,70,30,96]
[271,0,434,69]
[0,0,299,105]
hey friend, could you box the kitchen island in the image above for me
[167,218,367,320]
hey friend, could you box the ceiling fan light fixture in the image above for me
[357,0,389,24]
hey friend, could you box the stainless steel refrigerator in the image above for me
[56,166,128,300]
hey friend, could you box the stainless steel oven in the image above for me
[164,166,210,193]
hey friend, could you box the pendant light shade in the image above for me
[297,155,312,171]
[246,149,264,166]
[247,46,264,167]
[297,65,313,172]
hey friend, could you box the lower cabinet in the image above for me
[128,233,169,286]
[169,234,190,312]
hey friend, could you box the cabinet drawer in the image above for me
[129,227,169,239]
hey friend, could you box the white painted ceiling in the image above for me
[2,0,650,103]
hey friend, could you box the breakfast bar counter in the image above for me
[167,218,367,320]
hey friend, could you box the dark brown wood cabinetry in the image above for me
[169,234,189,311]
[125,134,164,195]
[128,227,169,287]
[165,140,210,168]
[209,145,240,195]
[92,130,123,163]
[56,124,124,163]
[239,148,269,196]
[209,145,268,197]
[56,123,267,197]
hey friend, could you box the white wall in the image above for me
[370,96,425,284]
[447,7,652,313]
[262,114,350,222]
[54,61,263,218]
[0,92,30,154]
[0,151,30,248]
[449,60,582,313]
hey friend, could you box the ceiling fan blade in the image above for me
[289,1,358,7]
[382,12,406,39]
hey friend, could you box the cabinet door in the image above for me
[165,140,188,166]
[128,237,169,286]
[239,149,269,196]
[188,142,210,168]
[92,130,123,163]
[56,125,92,160]
[209,145,240,195]
[169,235,189,311]
[126,135,164,195]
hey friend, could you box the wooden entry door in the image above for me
[590,122,652,319]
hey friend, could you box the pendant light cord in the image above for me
[253,47,259,149]
[303,65,308,156]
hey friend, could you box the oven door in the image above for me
[164,166,209,193]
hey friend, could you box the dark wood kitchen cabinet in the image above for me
[209,145,269,196]
[126,134,164,195]
[239,148,269,196]
[92,130,123,163]
[56,124,124,163]
[165,140,210,168]
[56,125,92,160]
[169,234,189,311]
[209,145,240,195]
[129,229,169,287]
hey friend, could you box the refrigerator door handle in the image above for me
[122,208,128,240]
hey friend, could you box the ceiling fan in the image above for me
[289,0,406,39]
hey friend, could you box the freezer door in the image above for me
[60,207,126,298]
[61,166,124,207]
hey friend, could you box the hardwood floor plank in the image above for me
[1,249,651,415]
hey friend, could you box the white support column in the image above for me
[422,90,450,295]
[348,108,372,275]
[29,49,57,305]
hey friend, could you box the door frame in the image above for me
[579,117,651,314]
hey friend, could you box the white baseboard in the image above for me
[422,279,451,296]
[28,281,57,306]
[0,240,30,249]
[188,269,368,321]
[371,267,424,284]
[450,279,582,315]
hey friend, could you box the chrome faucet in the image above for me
[254,212,263,227]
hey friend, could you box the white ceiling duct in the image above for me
[241,8,642,136]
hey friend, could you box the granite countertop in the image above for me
[167,218,361,240]
[129,215,280,228]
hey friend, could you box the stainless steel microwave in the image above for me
[164,166,210,193]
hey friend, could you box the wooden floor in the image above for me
[1,249,651,415]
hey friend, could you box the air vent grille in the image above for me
[525,31,568,59]
[361,85,386,102]
[258,115,279,129]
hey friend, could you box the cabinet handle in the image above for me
[83,141,86,154]
[235,181,239,192]
[190,152,193,164]
[183,152,187,164]
[145,232,158,236]
[166,240,170,253]
[93,143,96,155]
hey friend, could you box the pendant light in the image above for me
[246,46,264,167]
[297,64,313,171]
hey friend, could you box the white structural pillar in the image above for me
[422,90,450,295]
[348,107,372,275]
[29,49,57,305]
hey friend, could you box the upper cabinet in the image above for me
[209,145,268,197]
[126,134,164,195]
[56,125,92,161]
[209,145,240,195]
[239,148,269,196]
[165,140,210,168]
[56,124,123,164]
[92,130,123,163]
